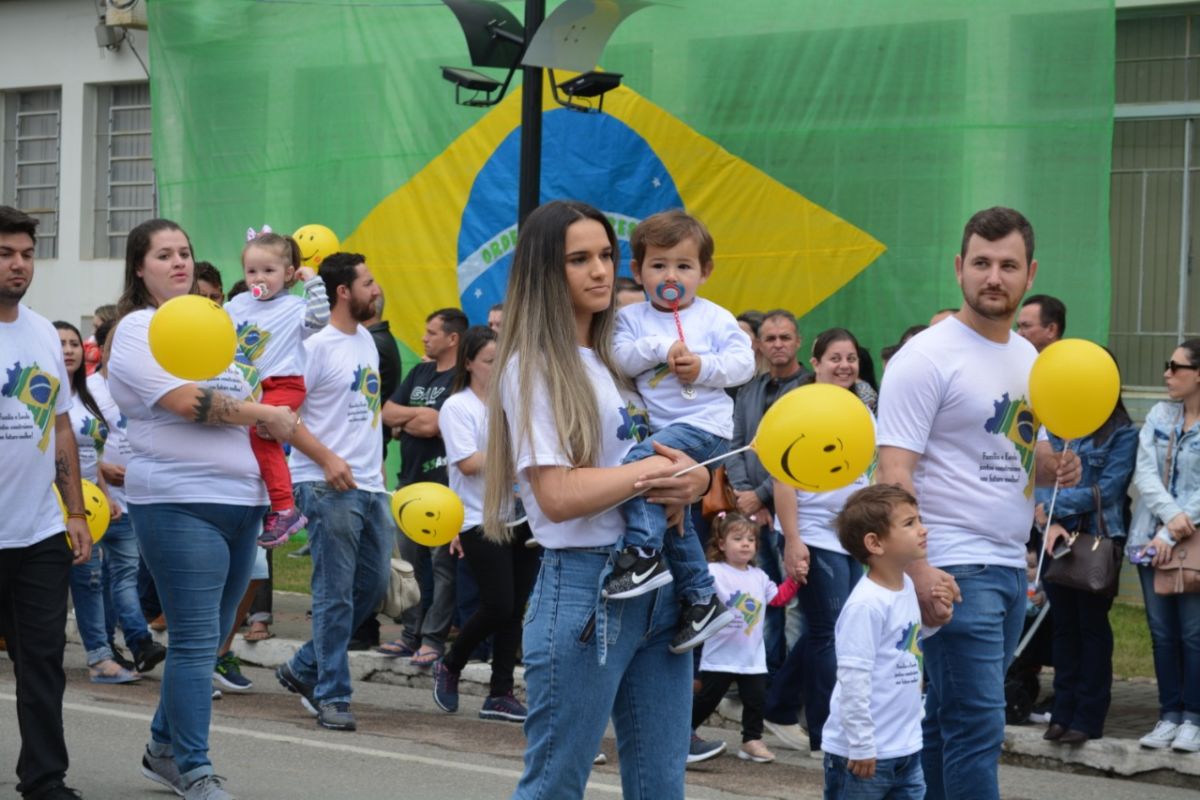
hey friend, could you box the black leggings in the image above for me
[442,524,540,696]
[692,670,768,742]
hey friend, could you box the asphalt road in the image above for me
[1,645,1196,799]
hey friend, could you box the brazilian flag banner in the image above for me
[148,0,1114,366]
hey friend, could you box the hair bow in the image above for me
[245,224,273,242]
[716,511,727,520]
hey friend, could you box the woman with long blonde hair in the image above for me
[483,201,709,798]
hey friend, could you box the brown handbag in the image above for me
[1153,427,1200,594]
[701,465,738,520]
[1043,486,1122,597]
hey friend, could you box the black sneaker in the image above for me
[275,662,318,717]
[134,640,167,674]
[317,702,357,731]
[110,645,137,672]
[601,547,673,600]
[23,783,83,800]
[669,596,735,654]
[432,660,460,713]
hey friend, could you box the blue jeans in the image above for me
[921,564,1024,800]
[515,548,690,799]
[824,752,924,800]
[620,423,728,605]
[800,547,862,750]
[1138,566,1200,724]
[69,541,113,665]
[759,525,788,673]
[288,484,393,706]
[130,502,263,786]
[101,515,152,652]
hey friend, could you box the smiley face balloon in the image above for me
[752,383,875,492]
[55,479,112,544]
[391,482,464,547]
[292,224,340,269]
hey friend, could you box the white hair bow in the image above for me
[245,224,273,241]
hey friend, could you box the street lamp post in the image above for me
[518,0,545,226]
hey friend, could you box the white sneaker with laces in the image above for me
[1139,719,1181,749]
[763,720,809,751]
[1171,721,1200,752]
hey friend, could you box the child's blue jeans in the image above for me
[824,752,925,799]
[620,422,728,605]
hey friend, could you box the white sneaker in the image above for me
[1171,721,1200,752]
[1139,719,1181,749]
[763,720,809,751]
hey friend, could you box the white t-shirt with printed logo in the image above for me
[876,317,1039,569]
[500,349,644,550]
[699,561,780,674]
[108,309,267,506]
[0,305,73,548]
[289,325,386,493]
[67,393,108,485]
[440,388,487,530]
[822,575,928,761]
[88,371,132,512]
[225,278,324,380]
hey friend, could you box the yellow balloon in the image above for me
[292,224,340,269]
[55,479,111,544]
[1029,338,1120,440]
[391,482,464,547]
[148,294,237,381]
[752,383,875,492]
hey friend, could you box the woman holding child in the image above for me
[108,218,299,800]
[483,201,709,798]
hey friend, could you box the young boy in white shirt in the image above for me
[610,210,756,653]
[822,484,954,799]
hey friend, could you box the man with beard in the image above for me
[0,206,91,799]
[273,252,394,732]
[876,207,1079,800]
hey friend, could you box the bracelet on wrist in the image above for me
[67,512,87,520]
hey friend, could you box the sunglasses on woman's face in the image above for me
[1165,360,1200,374]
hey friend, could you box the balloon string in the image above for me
[672,297,685,344]
[587,443,755,521]
[1020,437,1073,658]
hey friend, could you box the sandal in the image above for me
[244,622,274,642]
[89,659,141,684]
[375,639,416,658]
[410,647,441,668]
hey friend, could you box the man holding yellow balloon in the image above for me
[0,206,91,800]
[877,207,1080,800]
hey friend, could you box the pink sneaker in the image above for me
[259,509,307,549]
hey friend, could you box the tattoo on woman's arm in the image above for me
[192,388,241,425]
[54,449,69,488]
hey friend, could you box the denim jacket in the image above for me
[1129,401,1200,548]
[1035,424,1137,540]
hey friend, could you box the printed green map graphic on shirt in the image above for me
[982,393,1039,498]
[79,415,109,456]
[350,365,382,429]
[2,362,60,452]
[232,349,262,401]
[617,402,650,443]
[728,590,764,636]
[895,621,924,673]
[236,322,270,364]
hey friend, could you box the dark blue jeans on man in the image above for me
[798,546,862,751]
[921,564,1024,800]
[620,422,728,605]
[287,483,393,707]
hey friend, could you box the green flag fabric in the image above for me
[148,0,1114,368]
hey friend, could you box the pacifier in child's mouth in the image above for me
[655,283,683,304]
[250,283,269,300]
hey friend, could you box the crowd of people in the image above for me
[1,199,1199,800]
